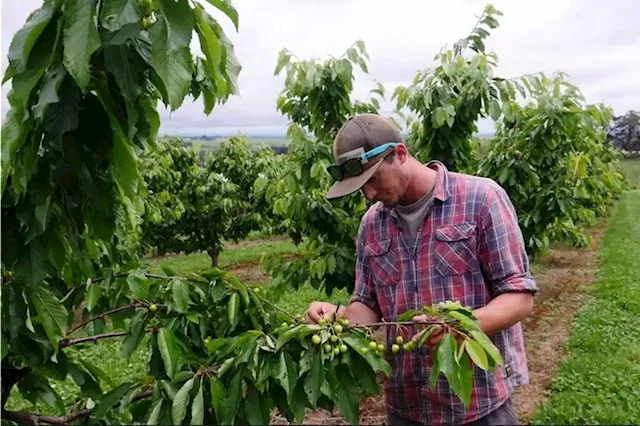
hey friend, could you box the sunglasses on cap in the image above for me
[326,142,398,182]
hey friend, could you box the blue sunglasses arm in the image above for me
[361,142,398,160]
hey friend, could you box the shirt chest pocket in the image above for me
[434,222,480,276]
[365,238,401,287]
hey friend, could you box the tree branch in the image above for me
[1,390,153,425]
[60,331,128,348]
[2,408,92,425]
[67,304,144,335]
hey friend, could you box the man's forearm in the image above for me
[472,292,534,335]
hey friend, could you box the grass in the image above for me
[621,157,640,189]
[532,190,640,425]
[146,238,298,276]
[275,284,350,317]
[5,336,149,415]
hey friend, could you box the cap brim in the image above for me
[326,159,384,199]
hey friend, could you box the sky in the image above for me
[1,0,638,137]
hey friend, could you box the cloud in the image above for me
[2,0,638,136]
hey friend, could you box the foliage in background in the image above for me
[0,0,242,422]
[478,72,625,256]
[392,4,508,172]
[139,137,203,256]
[207,136,281,248]
[608,110,640,156]
[259,41,385,296]
[140,136,279,266]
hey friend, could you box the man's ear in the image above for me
[395,143,409,164]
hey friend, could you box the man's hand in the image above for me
[305,301,381,325]
[410,314,445,348]
[305,302,344,324]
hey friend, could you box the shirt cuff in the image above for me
[491,273,539,297]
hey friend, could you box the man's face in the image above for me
[361,156,408,207]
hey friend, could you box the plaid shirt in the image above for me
[351,161,538,424]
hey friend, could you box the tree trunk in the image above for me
[207,248,220,267]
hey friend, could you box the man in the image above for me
[306,113,537,425]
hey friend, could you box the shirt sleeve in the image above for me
[349,219,382,316]
[478,184,539,297]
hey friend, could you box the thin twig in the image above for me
[2,408,92,425]
[253,292,297,321]
[67,304,143,335]
[346,320,452,329]
[60,331,128,348]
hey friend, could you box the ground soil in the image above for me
[267,219,610,425]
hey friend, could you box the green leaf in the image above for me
[193,5,222,83]
[203,0,239,31]
[1,331,8,360]
[30,286,68,353]
[290,380,309,422]
[18,240,47,289]
[80,358,113,386]
[432,107,447,128]
[42,75,81,142]
[437,334,461,393]
[326,363,361,425]
[457,351,473,407]
[6,1,55,74]
[470,330,504,366]
[121,310,147,360]
[100,0,141,32]
[191,379,204,425]
[210,377,225,423]
[269,351,299,403]
[397,309,423,321]
[276,324,318,351]
[227,292,239,330]
[488,99,501,121]
[172,280,190,313]
[227,275,250,305]
[342,334,392,376]
[151,1,194,110]
[104,44,143,101]
[448,311,480,332]
[85,284,102,312]
[429,349,440,390]
[220,372,242,425]
[108,115,139,203]
[147,399,163,425]
[172,377,194,425]
[63,0,100,92]
[244,383,271,424]
[1,113,20,193]
[304,349,323,406]
[94,383,134,418]
[464,338,488,370]
[127,274,150,299]
[18,373,64,412]
[32,63,67,120]
[33,192,51,229]
[417,326,438,347]
[274,49,291,76]
[158,327,180,379]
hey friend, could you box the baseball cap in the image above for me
[326,113,404,199]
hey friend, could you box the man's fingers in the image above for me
[412,314,427,322]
